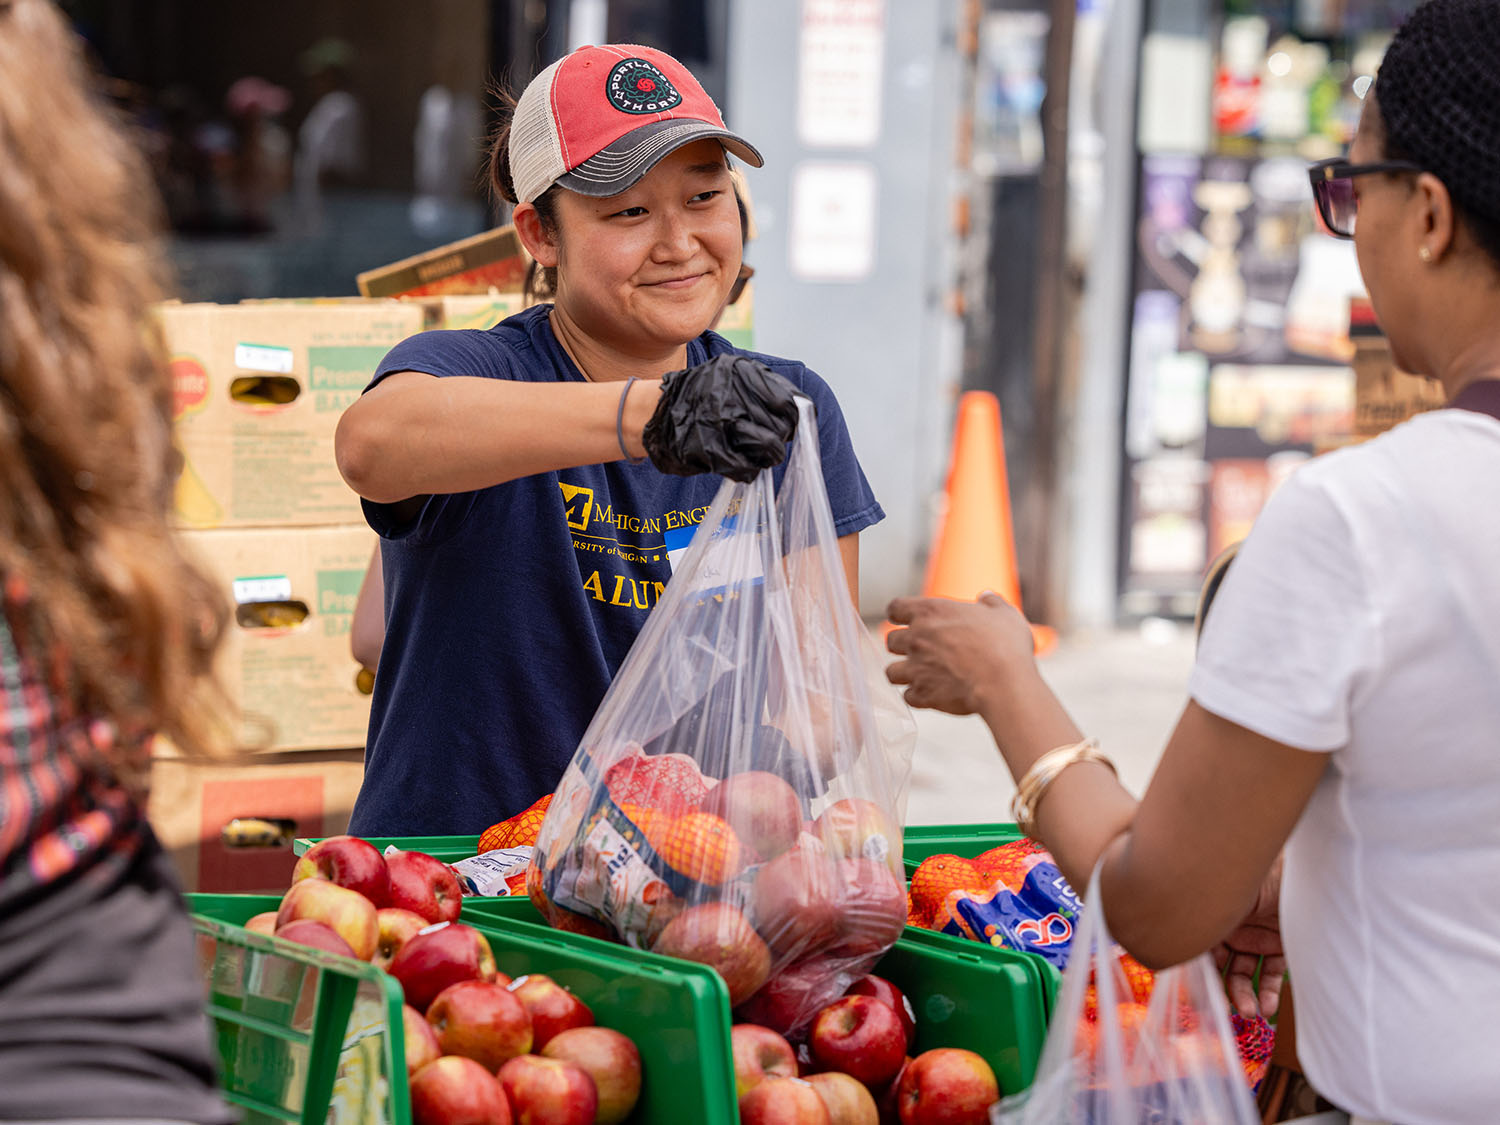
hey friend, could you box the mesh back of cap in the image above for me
[511,58,567,204]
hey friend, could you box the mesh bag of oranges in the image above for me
[528,400,917,1033]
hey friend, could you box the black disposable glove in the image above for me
[642,355,801,483]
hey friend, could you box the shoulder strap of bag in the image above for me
[1449,378,1500,422]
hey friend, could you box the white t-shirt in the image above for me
[1190,406,1500,1125]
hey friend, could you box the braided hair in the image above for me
[1375,0,1500,268]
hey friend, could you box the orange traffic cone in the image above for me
[907,391,1057,654]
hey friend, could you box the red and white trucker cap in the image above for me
[510,44,763,205]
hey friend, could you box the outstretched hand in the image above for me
[1214,854,1286,1019]
[885,593,1037,715]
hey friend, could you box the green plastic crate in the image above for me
[902,822,1024,866]
[875,933,1045,1099]
[292,835,481,865]
[899,826,1065,1016]
[188,893,411,1125]
[189,893,739,1125]
[461,911,738,1124]
[461,896,1047,1097]
[461,895,548,927]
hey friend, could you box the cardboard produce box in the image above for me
[1350,297,1447,440]
[436,291,528,330]
[149,748,365,893]
[356,224,529,298]
[163,300,423,529]
[184,524,376,754]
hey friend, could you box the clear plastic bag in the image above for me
[993,863,1260,1124]
[528,398,917,1032]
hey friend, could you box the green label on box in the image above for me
[308,346,389,412]
[316,568,364,617]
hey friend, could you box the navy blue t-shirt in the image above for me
[348,304,883,836]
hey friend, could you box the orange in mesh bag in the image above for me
[525,400,917,1035]
[478,793,554,851]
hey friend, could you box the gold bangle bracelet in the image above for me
[1010,737,1116,838]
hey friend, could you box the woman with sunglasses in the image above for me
[335,46,882,839]
[886,2,1500,1120]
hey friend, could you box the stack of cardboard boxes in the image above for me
[149,228,532,891]
[149,299,420,892]
[152,293,529,892]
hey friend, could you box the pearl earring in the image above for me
[1420,246,1433,262]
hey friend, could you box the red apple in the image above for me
[402,1003,442,1076]
[896,1048,1000,1125]
[292,834,389,906]
[410,1055,512,1125]
[731,1023,798,1097]
[809,996,907,1086]
[735,957,852,1037]
[507,973,594,1050]
[275,879,379,960]
[652,902,770,1008]
[244,911,278,935]
[386,848,463,925]
[807,1071,880,1125]
[698,770,803,861]
[426,979,533,1070]
[275,919,357,958]
[750,845,842,956]
[739,1075,833,1125]
[497,1054,598,1125]
[542,1027,642,1125]
[814,799,901,876]
[374,907,430,973]
[388,922,498,1012]
[846,975,917,1052]
[832,858,907,956]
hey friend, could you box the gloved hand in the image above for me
[642,355,801,483]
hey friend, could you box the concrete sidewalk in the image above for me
[884,620,1199,827]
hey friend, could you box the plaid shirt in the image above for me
[0,582,143,914]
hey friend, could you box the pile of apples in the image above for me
[244,835,641,1125]
[732,973,1000,1125]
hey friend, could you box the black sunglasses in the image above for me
[1308,157,1425,239]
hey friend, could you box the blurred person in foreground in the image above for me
[887,1,1500,1121]
[0,1,232,1120]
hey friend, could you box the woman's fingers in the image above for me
[886,597,918,625]
[1257,954,1286,1019]
[1223,948,1263,1017]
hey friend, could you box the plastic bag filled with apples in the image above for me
[528,398,918,1035]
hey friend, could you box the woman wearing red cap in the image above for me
[336,46,882,838]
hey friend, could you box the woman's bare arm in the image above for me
[887,594,1326,970]
[336,372,662,503]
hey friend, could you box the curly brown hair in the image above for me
[0,0,228,773]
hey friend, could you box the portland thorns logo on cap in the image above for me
[606,58,682,114]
